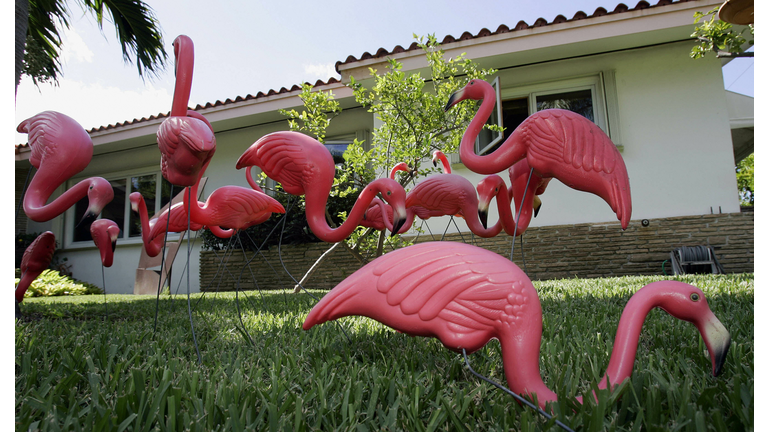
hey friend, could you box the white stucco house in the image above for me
[14,0,753,293]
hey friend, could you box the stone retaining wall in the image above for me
[199,212,753,291]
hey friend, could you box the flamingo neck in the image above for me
[462,200,503,238]
[306,180,387,243]
[171,36,194,117]
[24,176,92,223]
[458,87,517,174]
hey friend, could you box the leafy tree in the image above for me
[15,0,168,94]
[736,153,754,206]
[690,6,753,59]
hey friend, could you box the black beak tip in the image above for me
[391,218,406,236]
[479,210,488,229]
[111,240,117,253]
[713,338,731,377]
[77,212,97,229]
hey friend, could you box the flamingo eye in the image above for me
[690,293,700,302]
[387,191,392,196]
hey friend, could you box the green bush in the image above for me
[15,269,102,298]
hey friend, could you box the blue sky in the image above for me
[12,0,754,144]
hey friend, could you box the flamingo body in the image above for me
[304,242,731,409]
[16,232,56,303]
[236,131,408,242]
[90,219,120,267]
[446,79,631,229]
[157,35,216,187]
[17,111,114,224]
[184,184,285,231]
[405,174,502,237]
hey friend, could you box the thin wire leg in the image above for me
[154,184,174,332]
[450,216,467,243]
[101,265,108,321]
[461,349,573,432]
[185,187,202,364]
[233,232,255,345]
[510,167,534,262]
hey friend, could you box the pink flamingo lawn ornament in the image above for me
[235,131,408,242]
[130,192,236,257]
[475,173,546,238]
[17,111,114,226]
[303,242,731,411]
[157,35,215,187]
[432,150,451,173]
[403,172,504,238]
[90,219,120,267]
[15,231,56,306]
[445,79,631,230]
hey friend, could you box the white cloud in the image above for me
[60,28,94,64]
[302,63,338,82]
[15,77,173,144]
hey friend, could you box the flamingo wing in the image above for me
[237,131,334,197]
[405,175,470,216]
[304,242,536,353]
[521,109,632,228]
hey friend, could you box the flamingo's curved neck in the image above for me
[489,181,521,237]
[500,286,660,409]
[24,176,91,223]
[131,193,164,257]
[462,201,503,238]
[372,198,416,234]
[458,87,521,174]
[171,36,194,117]
[306,180,387,243]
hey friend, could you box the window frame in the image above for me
[63,169,176,249]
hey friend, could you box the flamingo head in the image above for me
[90,219,120,267]
[77,178,115,229]
[371,178,407,235]
[445,79,493,111]
[476,175,506,229]
[644,281,731,377]
[389,162,411,180]
[532,195,542,218]
[129,192,143,213]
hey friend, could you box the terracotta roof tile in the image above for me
[27,0,684,137]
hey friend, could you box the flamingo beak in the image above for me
[445,88,466,111]
[478,202,489,229]
[533,196,542,218]
[697,311,731,377]
[391,207,407,236]
[77,212,98,230]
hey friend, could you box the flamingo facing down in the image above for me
[446,79,631,229]
[157,35,216,187]
[476,174,544,237]
[404,174,503,238]
[304,242,731,410]
[17,111,114,225]
[16,232,56,304]
[90,219,120,267]
[432,150,451,174]
[507,159,548,234]
[236,131,408,242]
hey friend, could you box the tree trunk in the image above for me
[15,0,29,97]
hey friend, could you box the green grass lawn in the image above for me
[15,273,753,431]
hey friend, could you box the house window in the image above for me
[69,172,172,244]
[324,139,354,167]
[476,73,617,155]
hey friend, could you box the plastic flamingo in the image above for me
[476,173,545,237]
[15,231,56,304]
[432,150,451,173]
[157,35,216,187]
[446,79,631,229]
[17,111,114,225]
[236,131,408,242]
[130,192,235,257]
[304,242,731,410]
[90,219,120,267]
[506,159,548,234]
[183,167,286,232]
[404,173,504,238]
